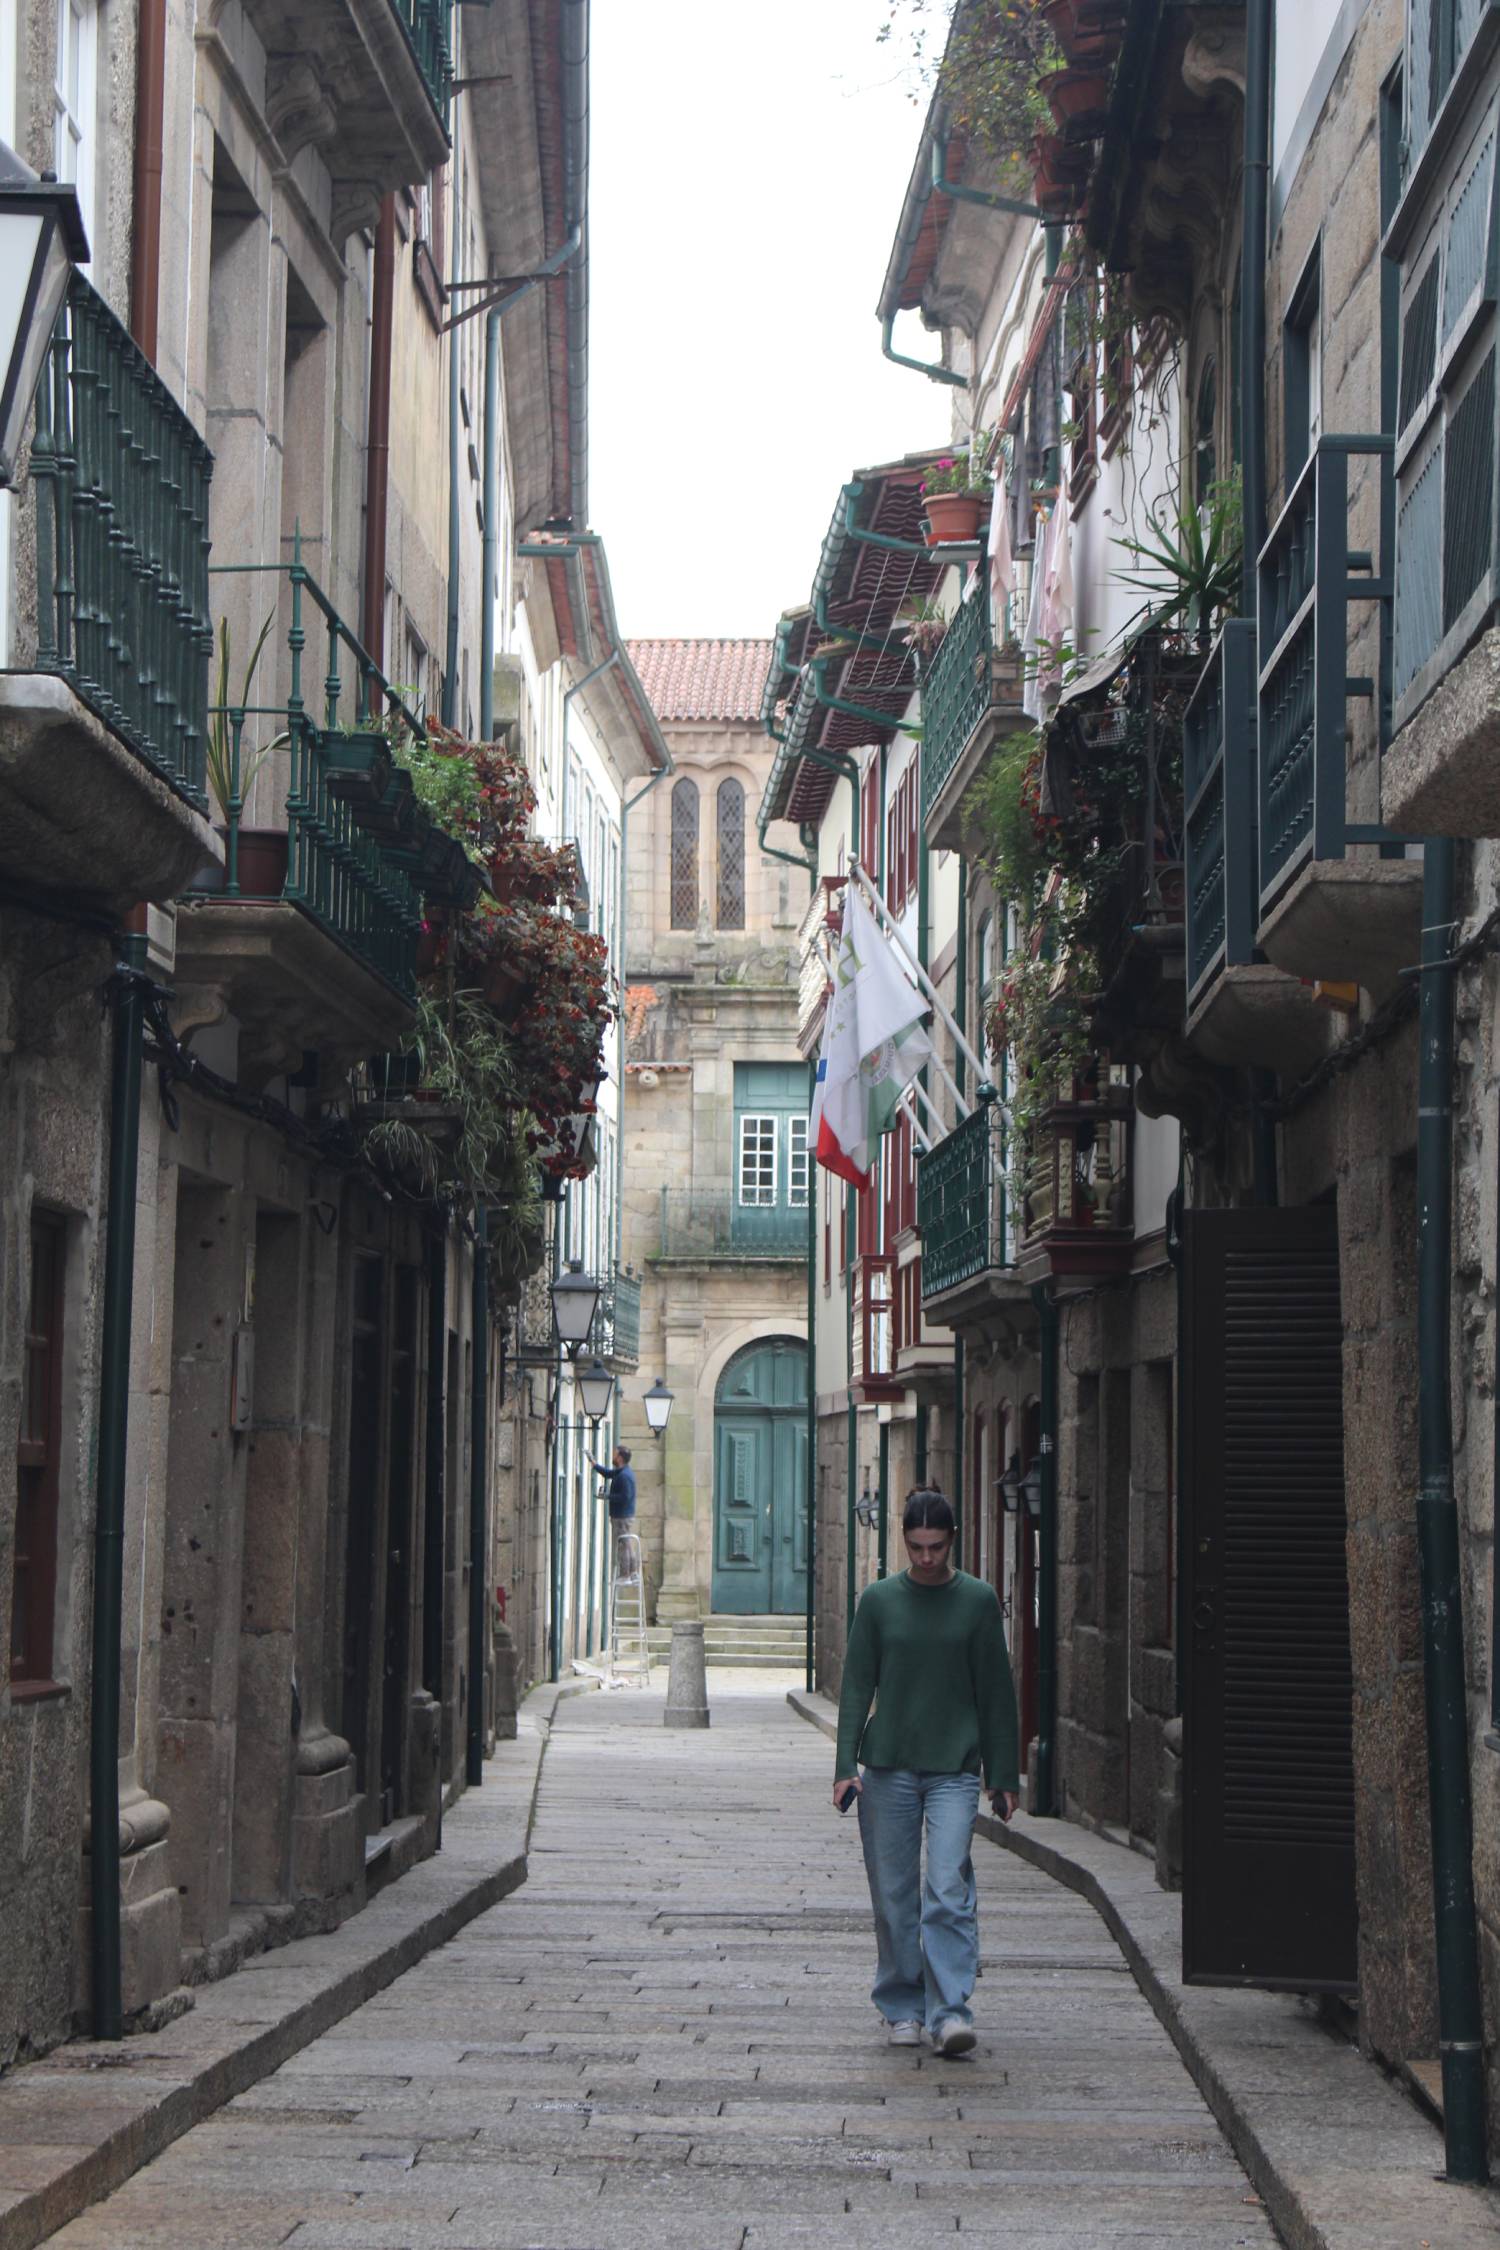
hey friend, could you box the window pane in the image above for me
[788,1116,809,1207]
[738,1115,777,1205]
[670,778,699,929]
[716,778,745,929]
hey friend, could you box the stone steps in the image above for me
[646,1616,805,1669]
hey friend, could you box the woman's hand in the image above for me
[833,1777,862,1813]
[990,1790,1019,1823]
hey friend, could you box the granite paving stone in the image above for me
[38,1684,1280,2248]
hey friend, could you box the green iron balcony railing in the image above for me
[32,273,213,811]
[596,1266,641,1367]
[916,1100,1007,1300]
[1183,620,1257,1010]
[204,551,440,999]
[656,1190,807,1260]
[919,582,992,832]
[392,0,453,123]
[1257,434,1393,917]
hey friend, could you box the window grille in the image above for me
[738,1115,777,1205]
[670,777,699,928]
[716,778,746,928]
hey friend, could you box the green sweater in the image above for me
[835,1569,1020,1792]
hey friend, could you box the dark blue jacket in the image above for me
[594,1459,636,1518]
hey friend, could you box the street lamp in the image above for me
[642,1375,674,1437]
[999,1454,1023,1515]
[575,1355,615,1423]
[0,141,89,488]
[1021,1460,1043,1519]
[550,1257,599,1355]
[999,1454,1043,1518]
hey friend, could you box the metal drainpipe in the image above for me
[618,752,673,1280]
[466,1206,488,1786]
[843,767,861,1641]
[441,92,463,726]
[90,914,149,2038]
[479,307,500,738]
[364,198,397,667]
[129,0,166,359]
[952,858,967,1543]
[1415,839,1488,2183]
[1032,1282,1059,1816]
[423,1221,447,1842]
[1240,0,1279,1205]
[877,1420,889,1578]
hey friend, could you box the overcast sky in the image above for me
[588,0,953,641]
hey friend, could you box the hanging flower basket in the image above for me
[1043,0,1124,63]
[923,492,986,546]
[324,731,393,819]
[1030,133,1090,215]
[482,957,531,1020]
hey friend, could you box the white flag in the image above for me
[809,887,932,1190]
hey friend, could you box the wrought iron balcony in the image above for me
[915,1099,1009,1302]
[32,275,212,812]
[1183,620,1257,1011]
[919,584,992,831]
[1257,435,1393,918]
[654,1190,807,1261]
[595,1266,641,1368]
[392,0,453,121]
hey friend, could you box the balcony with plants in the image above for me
[3,273,220,910]
[914,1095,1031,1329]
[912,562,1029,853]
[236,0,452,215]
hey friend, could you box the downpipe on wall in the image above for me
[1415,838,1488,2184]
[423,1219,447,1843]
[89,915,150,2038]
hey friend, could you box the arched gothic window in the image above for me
[716,777,746,930]
[670,778,699,928]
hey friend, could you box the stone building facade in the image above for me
[619,642,809,1626]
[758,0,1500,2162]
[0,0,659,2069]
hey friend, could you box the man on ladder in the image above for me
[592,1446,648,1682]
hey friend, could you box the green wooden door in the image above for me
[731,1062,810,1254]
[712,1339,809,1615]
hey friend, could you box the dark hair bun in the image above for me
[901,1486,956,1534]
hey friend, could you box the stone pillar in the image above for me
[157,1176,250,1947]
[654,1304,703,1621]
[288,1173,360,1903]
[663,1621,709,1729]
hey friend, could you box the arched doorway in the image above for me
[712,1338,808,1615]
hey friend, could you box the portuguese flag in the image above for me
[809,886,932,1192]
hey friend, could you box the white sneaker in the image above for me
[929,2017,977,2056]
[886,2018,923,2047]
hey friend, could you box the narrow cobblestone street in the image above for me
[42,1686,1276,2249]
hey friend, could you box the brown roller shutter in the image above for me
[1182,1203,1357,1991]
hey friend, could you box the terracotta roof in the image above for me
[627,640,774,724]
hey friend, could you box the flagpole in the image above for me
[845,859,989,1089]
[899,1090,934,1151]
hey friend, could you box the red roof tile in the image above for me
[627,639,773,724]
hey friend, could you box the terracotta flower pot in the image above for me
[1043,0,1123,62]
[923,491,985,547]
[1040,66,1112,137]
[1030,133,1090,216]
[185,826,290,898]
[483,959,530,1020]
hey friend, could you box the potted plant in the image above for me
[898,596,950,666]
[1043,0,1123,63]
[193,612,292,896]
[1030,132,1090,213]
[920,453,991,546]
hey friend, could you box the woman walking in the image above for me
[833,1487,1020,2054]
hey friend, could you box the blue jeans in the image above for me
[857,1766,981,2028]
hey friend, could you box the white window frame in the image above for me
[787,1116,809,1208]
[53,0,95,247]
[737,1114,778,1207]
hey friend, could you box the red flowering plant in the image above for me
[421,722,579,906]
[455,896,612,1168]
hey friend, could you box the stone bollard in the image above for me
[491,1613,519,1743]
[663,1620,710,1729]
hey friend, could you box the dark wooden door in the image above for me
[1017,1403,1041,1755]
[1182,1204,1357,1991]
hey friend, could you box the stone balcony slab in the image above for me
[1257,858,1423,1003]
[1383,623,1500,837]
[0,675,221,914]
[1183,962,1331,1076]
[172,897,414,1091]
